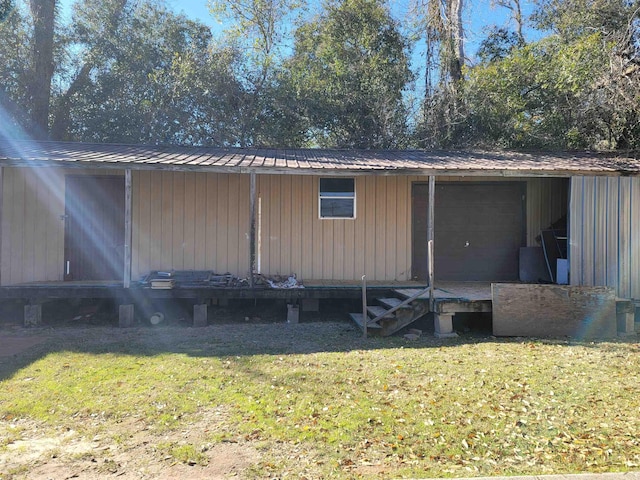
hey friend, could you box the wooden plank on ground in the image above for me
[492,283,616,338]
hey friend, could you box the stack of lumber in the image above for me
[150,271,175,289]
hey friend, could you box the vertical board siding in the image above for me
[258,174,416,281]
[570,176,640,300]
[1,168,569,286]
[525,178,568,246]
[632,180,640,299]
[1,168,120,285]
[131,171,250,279]
[618,178,631,298]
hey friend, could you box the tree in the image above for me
[492,0,525,44]
[49,0,129,140]
[63,0,243,145]
[0,3,32,132]
[409,0,467,147]
[477,27,523,63]
[209,0,303,146]
[28,0,56,137]
[463,0,639,150]
[285,0,413,148]
[0,0,249,145]
[0,0,14,20]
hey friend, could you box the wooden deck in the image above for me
[402,281,492,301]
[398,281,493,314]
[303,279,427,289]
[3,279,498,333]
[0,279,427,301]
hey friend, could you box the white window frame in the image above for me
[318,177,356,219]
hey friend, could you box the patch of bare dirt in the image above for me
[1,413,262,479]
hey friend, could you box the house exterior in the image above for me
[0,140,638,321]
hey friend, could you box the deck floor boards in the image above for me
[399,282,492,301]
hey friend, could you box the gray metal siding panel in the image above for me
[570,176,640,300]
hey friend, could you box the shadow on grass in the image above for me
[1,297,635,382]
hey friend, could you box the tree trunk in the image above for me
[447,0,464,83]
[29,0,56,138]
[49,0,128,140]
[50,63,92,140]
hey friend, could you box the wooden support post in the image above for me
[362,274,367,338]
[193,303,208,327]
[119,304,134,328]
[124,169,132,289]
[427,176,435,310]
[249,171,256,288]
[24,303,42,327]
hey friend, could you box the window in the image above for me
[319,178,355,219]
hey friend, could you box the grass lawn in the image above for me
[1,321,639,479]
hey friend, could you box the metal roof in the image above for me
[1,140,639,177]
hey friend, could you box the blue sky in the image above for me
[59,0,538,58]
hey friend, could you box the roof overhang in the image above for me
[1,140,638,178]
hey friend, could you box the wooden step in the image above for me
[349,313,382,330]
[394,288,430,300]
[366,305,395,319]
[377,297,412,310]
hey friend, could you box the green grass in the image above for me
[1,323,639,478]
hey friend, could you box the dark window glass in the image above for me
[320,178,355,197]
[319,178,355,218]
[320,199,355,218]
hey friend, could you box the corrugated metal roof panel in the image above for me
[0,140,638,176]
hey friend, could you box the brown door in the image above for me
[412,182,525,281]
[64,176,125,281]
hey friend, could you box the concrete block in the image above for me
[24,304,41,327]
[617,300,635,336]
[193,304,208,328]
[119,304,135,328]
[434,313,458,338]
[287,304,299,324]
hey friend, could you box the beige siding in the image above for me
[1,167,568,285]
[131,171,251,279]
[256,175,415,281]
[570,176,640,300]
[1,168,122,285]
[256,175,566,281]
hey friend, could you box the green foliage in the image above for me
[285,0,413,148]
[0,3,31,130]
[58,0,245,145]
[460,0,640,150]
[477,27,524,63]
[0,0,13,20]
[465,34,609,149]
[0,0,637,150]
